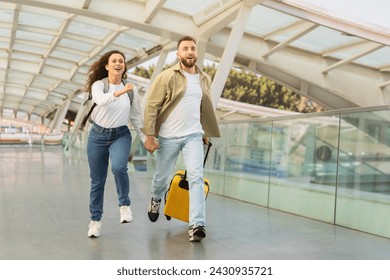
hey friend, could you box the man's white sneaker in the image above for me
[88,220,101,238]
[120,205,133,223]
[147,198,161,222]
[188,225,206,242]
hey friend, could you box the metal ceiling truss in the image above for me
[0,0,388,129]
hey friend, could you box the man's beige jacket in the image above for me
[142,62,220,138]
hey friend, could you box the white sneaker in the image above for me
[147,198,161,222]
[188,225,206,242]
[88,220,101,238]
[120,205,133,223]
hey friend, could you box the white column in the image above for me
[71,100,89,132]
[150,49,169,82]
[143,49,170,109]
[210,5,252,109]
[54,99,71,133]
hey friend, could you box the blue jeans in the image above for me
[87,123,132,221]
[152,133,206,227]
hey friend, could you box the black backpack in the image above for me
[82,77,134,126]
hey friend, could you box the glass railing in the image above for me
[205,105,390,239]
[66,105,390,239]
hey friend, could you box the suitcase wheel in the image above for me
[165,214,171,221]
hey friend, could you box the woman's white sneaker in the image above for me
[120,205,133,223]
[88,221,102,238]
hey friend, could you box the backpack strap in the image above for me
[102,77,133,105]
[82,103,96,126]
[82,78,134,126]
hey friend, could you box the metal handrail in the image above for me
[219,105,390,124]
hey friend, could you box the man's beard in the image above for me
[180,56,197,68]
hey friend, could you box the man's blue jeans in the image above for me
[152,133,206,227]
[87,123,132,221]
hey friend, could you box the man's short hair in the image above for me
[177,36,197,49]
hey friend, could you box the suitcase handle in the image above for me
[203,141,212,167]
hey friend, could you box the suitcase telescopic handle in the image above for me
[203,141,212,167]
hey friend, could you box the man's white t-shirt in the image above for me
[159,71,204,138]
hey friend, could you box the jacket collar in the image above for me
[173,62,205,78]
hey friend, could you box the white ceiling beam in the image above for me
[82,0,92,9]
[260,0,390,45]
[196,1,242,39]
[322,40,370,57]
[54,99,70,132]
[193,0,241,26]
[264,19,309,39]
[11,39,49,49]
[38,14,76,74]
[210,4,252,108]
[150,49,169,82]
[72,27,128,79]
[1,0,389,121]
[18,24,58,36]
[206,31,387,108]
[380,65,390,72]
[244,0,265,7]
[126,41,175,70]
[144,0,166,24]
[1,4,19,99]
[263,21,318,59]
[254,61,359,109]
[220,109,238,119]
[64,33,101,45]
[322,42,384,74]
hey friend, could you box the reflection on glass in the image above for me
[338,112,390,193]
[222,122,272,205]
[267,115,338,222]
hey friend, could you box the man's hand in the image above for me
[144,135,159,154]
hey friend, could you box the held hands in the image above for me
[144,135,160,154]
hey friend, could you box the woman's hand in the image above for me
[114,83,134,97]
[144,135,159,154]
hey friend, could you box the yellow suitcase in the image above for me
[164,170,210,222]
[164,142,212,223]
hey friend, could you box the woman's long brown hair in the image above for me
[84,50,128,93]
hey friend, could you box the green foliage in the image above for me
[132,65,155,79]
[132,63,325,113]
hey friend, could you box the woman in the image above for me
[84,50,147,238]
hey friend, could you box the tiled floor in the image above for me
[1,145,390,260]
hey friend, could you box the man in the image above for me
[142,36,220,242]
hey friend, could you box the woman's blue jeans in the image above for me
[152,133,206,227]
[87,123,132,221]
